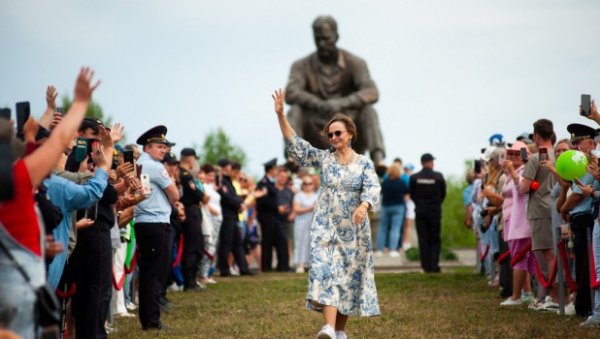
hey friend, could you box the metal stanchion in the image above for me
[588,227,595,311]
[556,226,565,315]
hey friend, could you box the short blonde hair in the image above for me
[386,163,402,180]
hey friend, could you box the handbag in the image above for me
[0,233,61,338]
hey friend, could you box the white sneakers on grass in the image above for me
[580,316,600,327]
[500,297,522,306]
[317,325,336,339]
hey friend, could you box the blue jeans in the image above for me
[377,204,405,251]
[592,221,600,320]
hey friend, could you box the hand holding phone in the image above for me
[141,173,151,195]
[581,94,592,116]
[15,102,30,138]
[539,147,548,162]
[520,148,528,162]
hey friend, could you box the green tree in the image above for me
[61,95,113,127]
[441,175,475,248]
[198,128,247,166]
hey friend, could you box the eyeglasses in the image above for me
[302,182,313,186]
[327,130,344,139]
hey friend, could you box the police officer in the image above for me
[409,153,446,273]
[134,126,180,330]
[216,158,252,276]
[179,148,208,291]
[256,158,290,272]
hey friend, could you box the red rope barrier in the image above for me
[124,251,137,274]
[557,240,578,291]
[55,283,77,299]
[172,235,184,268]
[510,240,532,268]
[203,248,215,261]
[533,253,558,289]
[480,244,490,262]
[112,268,126,291]
[497,250,510,263]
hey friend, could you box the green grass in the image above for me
[111,270,596,338]
[441,176,476,248]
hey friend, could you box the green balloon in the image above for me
[555,150,588,181]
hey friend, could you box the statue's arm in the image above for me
[285,61,323,110]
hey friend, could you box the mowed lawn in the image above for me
[112,269,597,338]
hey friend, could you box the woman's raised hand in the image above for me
[272,88,285,116]
[74,67,101,103]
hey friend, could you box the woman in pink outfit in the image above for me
[500,141,536,305]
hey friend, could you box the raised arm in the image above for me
[273,88,296,140]
[24,68,100,188]
[39,85,58,129]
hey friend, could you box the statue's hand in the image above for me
[316,101,333,115]
[326,98,345,113]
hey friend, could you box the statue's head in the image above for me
[312,16,339,59]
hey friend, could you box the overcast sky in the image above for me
[2,0,600,178]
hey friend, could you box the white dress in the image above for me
[286,135,381,316]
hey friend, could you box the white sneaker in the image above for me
[389,250,400,258]
[206,277,217,284]
[520,292,534,304]
[336,330,348,339]
[540,300,559,311]
[115,312,135,318]
[500,297,522,306]
[580,316,600,327]
[374,251,383,258]
[564,302,576,315]
[402,242,412,251]
[317,325,336,339]
[296,266,305,273]
[125,302,137,311]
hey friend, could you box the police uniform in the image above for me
[256,158,290,272]
[409,153,446,273]
[179,148,205,290]
[216,158,251,276]
[566,123,596,316]
[134,125,174,330]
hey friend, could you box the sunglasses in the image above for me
[327,130,344,139]
[302,182,314,186]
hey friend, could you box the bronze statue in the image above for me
[285,15,386,163]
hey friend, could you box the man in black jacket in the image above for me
[256,159,290,272]
[409,153,446,273]
[179,148,209,291]
[216,158,251,276]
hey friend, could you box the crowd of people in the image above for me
[1,67,598,339]
[0,69,338,338]
[463,108,600,328]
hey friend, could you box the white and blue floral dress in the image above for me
[286,135,381,317]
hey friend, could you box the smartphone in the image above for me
[123,150,134,165]
[0,108,10,120]
[474,160,481,174]
[498,150,506,164]
[141,173,151,194]
[15,101,30,136]
[581,94,592,116]
[0,144,14,201]
[215,172,222,187]
[75,138,88,163]
[539,147,548,162]
[520,148,528,162]
[56,107,64,116]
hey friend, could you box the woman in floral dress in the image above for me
[272,89,381,339]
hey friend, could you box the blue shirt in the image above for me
[463,184,474,207]
[570,173,596,215]
[134,152,174,223]
[45,168,108,289]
